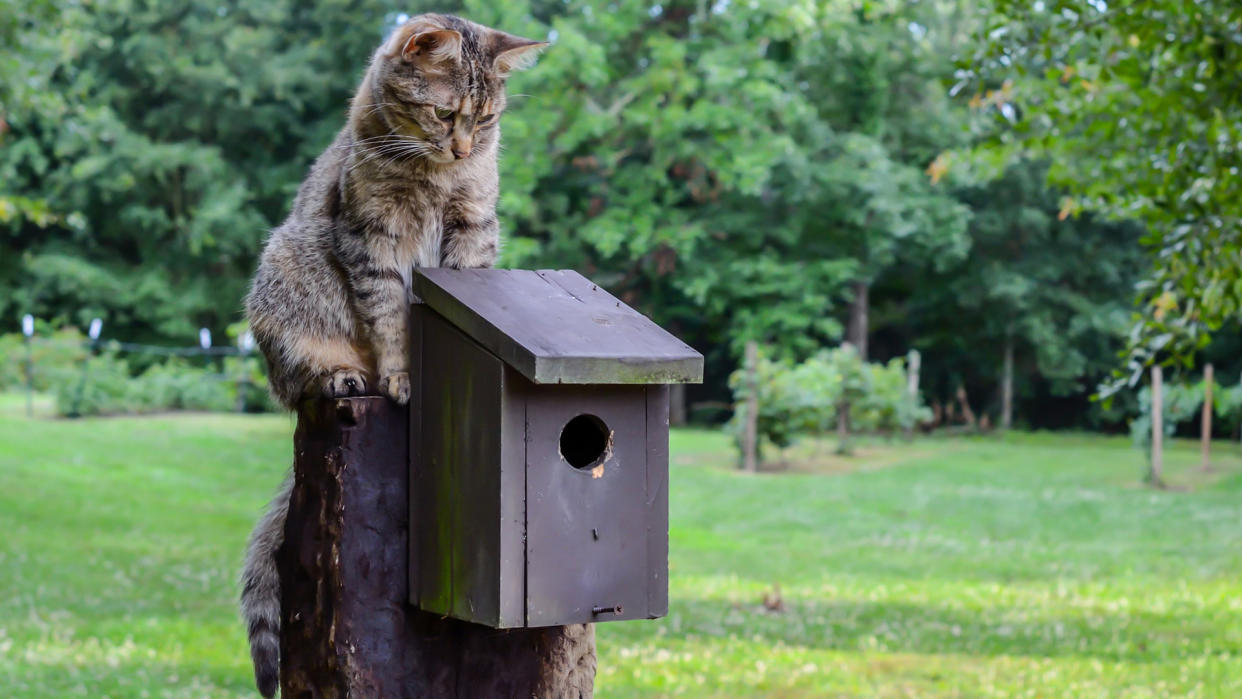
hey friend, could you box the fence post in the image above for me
[69,320,103,418]
[1151,365,1164,486]
[279,398,596,696]
[905,350,920,439]
[1001,336,1014,430]
[22,314,34,418]
[1202,363,1213,471]
[741,341,759,473]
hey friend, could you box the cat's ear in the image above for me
[490,32,547,77]
[400,29,462,66]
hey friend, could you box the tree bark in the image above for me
[279,397,597,698]
[1001,336,1014,431]
[847,280,869,361]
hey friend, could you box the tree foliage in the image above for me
[972,1,1242,394]
[886,159,1146,424]
[2,0,1216,429]
[1,0,407,340]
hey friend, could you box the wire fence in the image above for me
[11,329,268,417]
[29,336,253,365]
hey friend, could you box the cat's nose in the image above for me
[451,147,470,160]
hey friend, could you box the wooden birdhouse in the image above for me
[408,269,703,628]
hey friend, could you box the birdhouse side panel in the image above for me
[645,384,670,619]
[410,306,515,626]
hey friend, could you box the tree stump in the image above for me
[277,397,597,697]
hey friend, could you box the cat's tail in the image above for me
[240,473,293,698]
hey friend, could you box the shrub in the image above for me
[728,345,931,463]
[50,351,278,417]
[53,350,134,417]
[130,359,235,413]
[0,328,89,392]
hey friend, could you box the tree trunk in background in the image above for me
[279,398,597,697]
[1001,336,1014,430]
[669,383,687,426]
[1202,363,1213,471]
[741,341,759,472]
[1150,366,1164,487]
[835,401,851,455]
[955,384,977,429]
[847,280,869,361]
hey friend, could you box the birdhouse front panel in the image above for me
[524,384,669,626]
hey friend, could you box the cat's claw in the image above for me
[323,369,368,398]
[381,372,411,405]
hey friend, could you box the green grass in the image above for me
[1,395,1240,697]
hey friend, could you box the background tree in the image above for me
[791,1,972,359]
[886,160,1146,428]
[972,1,1242,393]
[0,0,416,341]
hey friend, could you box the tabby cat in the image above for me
[239,14,544,696]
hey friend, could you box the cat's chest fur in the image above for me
[342,166,460,270]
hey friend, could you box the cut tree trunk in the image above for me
[278,397,597,698]
[847,280,869,361]
[1001,336,1014,430]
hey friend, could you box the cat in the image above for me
[238,14,544,697]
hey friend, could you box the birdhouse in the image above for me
[408,269,703,628]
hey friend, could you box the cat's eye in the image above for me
[477,114,496,126]
[434,107,455,121]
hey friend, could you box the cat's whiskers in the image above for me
[395,143,436,166]
[359,101,402,120]
[347,137,433,174]
[335,133,407,151]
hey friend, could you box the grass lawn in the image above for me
[1,393,1240,697]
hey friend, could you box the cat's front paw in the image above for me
[380,372,410,405]
[322,369,368,398]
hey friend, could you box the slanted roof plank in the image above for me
[413,269,703,385]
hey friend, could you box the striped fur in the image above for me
[239,15,543,696]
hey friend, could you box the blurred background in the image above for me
[2,0,1240,696]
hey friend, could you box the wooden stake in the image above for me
[741,341,759,473]
[905,350,920,439]
[24,333,33,419]
[1001,336,1014,430]
[1202,364,1213,471]
[1151,365,1164,486]
[906,350,921,398]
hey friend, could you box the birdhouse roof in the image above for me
[414,269,703,385]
